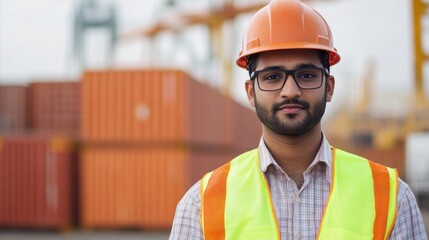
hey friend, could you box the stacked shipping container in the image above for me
[80,145,232,229]
[80,69,261,229]
[0,135,77,229]
[0,81,80,229]
[0,86,28,132]
[28,82,80,135]
[0,70,261,230]
[82,70,230,145]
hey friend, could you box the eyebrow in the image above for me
[257,63,321,71]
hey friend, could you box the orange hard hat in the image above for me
[236,0,341,69]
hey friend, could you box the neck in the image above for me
[262,124,323,186]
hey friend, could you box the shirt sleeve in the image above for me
[169,180,203,240]
[389,178,428,240]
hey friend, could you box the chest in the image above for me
[266,169,331,239]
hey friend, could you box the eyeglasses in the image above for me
[250,66,329,91]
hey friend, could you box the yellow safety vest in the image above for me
[200,148,398,240]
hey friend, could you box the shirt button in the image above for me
[297,232,302,239]
[295,196,301,203]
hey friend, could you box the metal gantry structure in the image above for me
[329,0,429,148]
[413,0,429,105]
[121,0,269,95]
[410,0,429,132]
[73,0,117,73]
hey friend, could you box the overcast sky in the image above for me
[0,0,423,117]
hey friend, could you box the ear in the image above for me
[326,75,335,102]
[245,80,255,107]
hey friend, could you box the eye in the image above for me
[260,71,284,82]
[296,68,320,81]
[297,72,316,79]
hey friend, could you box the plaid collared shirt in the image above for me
[169,136,427,239]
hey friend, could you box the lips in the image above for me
[278,104,305,114]
[272,98,309,115]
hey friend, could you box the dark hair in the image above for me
[247,50,330,78]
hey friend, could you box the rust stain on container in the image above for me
[0,86,28,132]
[28,81,80,135]
[80,145,234,229]
[0,135,77,229]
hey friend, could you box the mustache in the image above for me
[272,98,310,112]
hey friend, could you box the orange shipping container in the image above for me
[81,70,233,146]
[226,98,261,153]
[0,86,28,132]
[0,135,77,229]
[80,145,234,229]
[29,81,80,135]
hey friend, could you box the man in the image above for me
[170,0,428,239]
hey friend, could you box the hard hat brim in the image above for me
[236,43,341,69]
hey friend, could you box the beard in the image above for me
[254,91,326,136]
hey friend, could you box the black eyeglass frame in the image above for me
[250,66,330,91]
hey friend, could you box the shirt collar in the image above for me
[258,133,333,183]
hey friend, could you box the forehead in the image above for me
[256,49,322,69]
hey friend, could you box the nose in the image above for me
[280,75,301,98]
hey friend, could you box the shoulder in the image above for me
[397,178,413,203]
[221,149,259,167]
[389,178,428,239]
[229,148,259,166]
[396,178,421,214]
[176,180,202,212]
[204,149,259,179]
[174,150,253,213]
[169,181,203,239]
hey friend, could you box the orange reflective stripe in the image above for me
[201,148,398,240]
[368,160,390,240]
[203,162,231,240]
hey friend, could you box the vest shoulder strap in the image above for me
[201,148,398,240]
[201,149,279,240]
[318,148,398,240]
